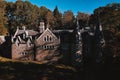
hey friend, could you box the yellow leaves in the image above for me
[55,64,76,72]
[0,24,8,35]
[0,56,11,62]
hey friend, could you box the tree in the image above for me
[53,6,62,29]
[62,10,75,29]
[6,0,40,34]
[39,6,49,21]
[91,3,120,63]
[6,2,16,35]
[0,0,8,35]
[77,12,90,27]
[45,10,54,28]
[92,3,120,31]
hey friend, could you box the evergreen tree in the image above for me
[62,10,75,29]
[53,6,62,29]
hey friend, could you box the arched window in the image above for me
[44,37,46,41]
[44,35,52,42]
[47,35,49,41]
[49,37,52,41]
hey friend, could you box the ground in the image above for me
[0,56,76,80]
[0,56,120,80]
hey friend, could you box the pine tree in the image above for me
[53,6,62,29]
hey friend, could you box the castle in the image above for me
[0,20,105,65]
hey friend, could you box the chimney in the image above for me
[46,22,50,28]
[17,26,19,30]
[22,26,26,31]
[39,21,45,33]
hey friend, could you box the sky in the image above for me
[6,0,120,15]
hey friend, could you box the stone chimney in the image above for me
[46,22,50,29]
[39,21,45,33]
[22,26,26,31]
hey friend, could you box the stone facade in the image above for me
[35,28,60,62]
[11,22,61,63]
[0,21,105,65]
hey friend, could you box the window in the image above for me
[44,45,47,49]
[41,45,55,50]
[47,46,49,49]
[44,37,46,41]
[49,37,52,41]
[20,52,28,56]
[47,36,49,41]
[44,35,52,42]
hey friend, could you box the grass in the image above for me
[0,56,120,80]
[0,56,77,80]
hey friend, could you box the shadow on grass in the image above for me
[0,57,120,80]
[0,61,77,80]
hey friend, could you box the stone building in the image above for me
[0,20,105,65]
[11,22,61,63]
[35,28,60,62]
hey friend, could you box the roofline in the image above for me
[36,28,58,41]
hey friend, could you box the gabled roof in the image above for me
[13,29,24,38]
[25,30,38,36]
[13,35,34,44]
[13,36,26,43]
[37,28,58,41]
[13,28,39,38]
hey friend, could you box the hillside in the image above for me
[0,56,77,80]
[0,56,120,80]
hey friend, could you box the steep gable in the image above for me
[35,28,60,62]
[36,28,60,45]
